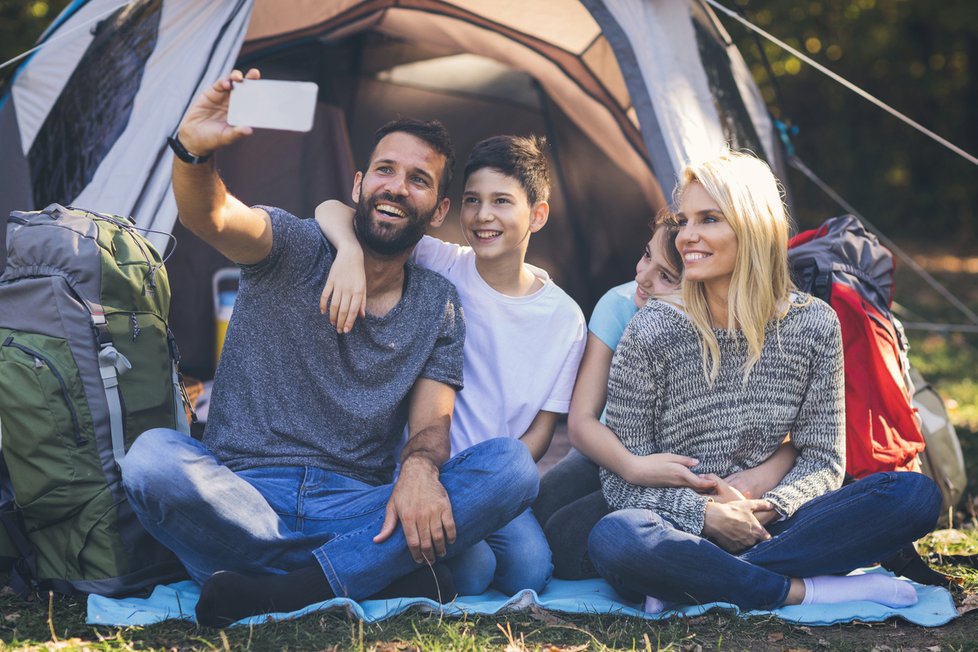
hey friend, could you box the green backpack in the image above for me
[0,204,188,597]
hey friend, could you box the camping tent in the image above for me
[0,0,782,378]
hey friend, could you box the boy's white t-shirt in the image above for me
[413,236,586,456]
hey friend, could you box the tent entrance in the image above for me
[167,31,661,379]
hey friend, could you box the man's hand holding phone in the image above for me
[177,68,261,160]
[177,69,318,160]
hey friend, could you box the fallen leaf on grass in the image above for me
[374,643,410,652]
[526,605,571,627]
[3,613,19,622]
[956,592,978,615]
[683,615,710,626]
[796,626,813,635]
[768,632,784,642]
[928,529,968,546]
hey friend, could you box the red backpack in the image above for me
[788,215,925,479]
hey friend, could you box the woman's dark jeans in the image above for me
[588,472,942,610]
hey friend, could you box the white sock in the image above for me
[801,574,918,608]
[644,595,666,614]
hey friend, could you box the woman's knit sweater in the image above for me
[600,296,846,535]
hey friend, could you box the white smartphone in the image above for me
[228,79,318,132]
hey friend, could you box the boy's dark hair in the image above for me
[370,118,455,199]
[463,135,551,205]
[653,208,684,274]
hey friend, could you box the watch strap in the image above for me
[167,135,213,165]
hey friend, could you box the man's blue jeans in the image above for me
[120,429,539,600]
[588,472,941,610]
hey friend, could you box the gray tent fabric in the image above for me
[1,0,784,378]
[29,0,163,208]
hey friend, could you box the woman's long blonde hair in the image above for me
[675,151,800,383]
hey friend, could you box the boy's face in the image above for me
[460,167,547,261]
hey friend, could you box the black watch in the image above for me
[167,134,213,164]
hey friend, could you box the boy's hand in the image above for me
[622,453,717,491]
[178,68,260,157]
[320,248,366,332]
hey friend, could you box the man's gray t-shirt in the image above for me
[203,206,465,485]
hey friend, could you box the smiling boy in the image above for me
[316,135,586,595]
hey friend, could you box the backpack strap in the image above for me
[93,315,133,465]
[168,333,192,434]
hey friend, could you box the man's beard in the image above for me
[354,191,433,257]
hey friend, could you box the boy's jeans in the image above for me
[121,429,538,600]
[588,472,941,610]
[448,507,554,595]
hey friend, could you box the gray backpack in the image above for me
[911,367,967,527]
[0,204,188,597]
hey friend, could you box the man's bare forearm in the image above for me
[172,157,228,236]
[400,419,451,470]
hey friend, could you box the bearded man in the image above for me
[119,68,537,627]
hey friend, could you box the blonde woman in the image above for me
[535,213,797,579]
[588,151,940,611]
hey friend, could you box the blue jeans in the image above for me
[120,429,538,600]
[588,472,941,610]
[448,508,553,595]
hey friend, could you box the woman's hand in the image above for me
[697,474,746,503]
[701,499,775,553]
[320,248,366,333]
[622,453,717,491]
[724,441,799,498]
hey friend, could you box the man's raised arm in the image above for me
[172,68,272,265]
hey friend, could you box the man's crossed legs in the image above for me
[121,430,538,625]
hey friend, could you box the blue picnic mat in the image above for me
[87,568,958,628]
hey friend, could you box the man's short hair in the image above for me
[370,119,455,199]
[463,135,551,205]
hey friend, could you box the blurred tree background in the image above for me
[0,0,71,84]
[720,0,977,246]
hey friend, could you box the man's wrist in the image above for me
[168,133,213,164]
[400,449,441,470]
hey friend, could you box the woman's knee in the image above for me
[587,510,646,573]
[856,472,942,537]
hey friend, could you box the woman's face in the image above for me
[634,227,681,308]
[675,181,737,288]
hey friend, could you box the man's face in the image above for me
[352,132,449,256]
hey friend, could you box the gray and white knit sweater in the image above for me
[600,296,846,535]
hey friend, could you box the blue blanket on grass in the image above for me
[87,568,957,628]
